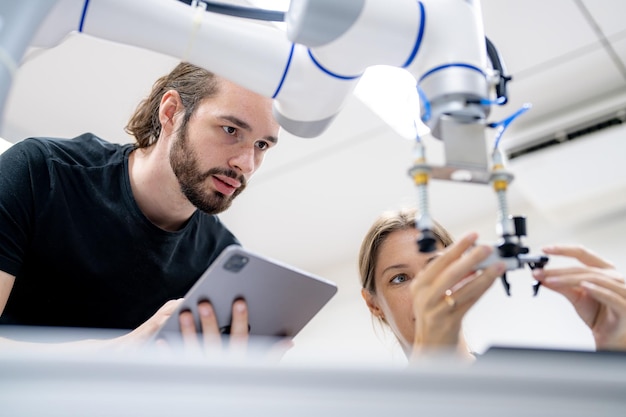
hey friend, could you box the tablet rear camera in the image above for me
[224,254,249,272]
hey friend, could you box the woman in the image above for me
[358,207,626,362]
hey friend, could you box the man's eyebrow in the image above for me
[221,115,251,131]
[220,115,278,145]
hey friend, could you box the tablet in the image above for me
[153,245,338,344]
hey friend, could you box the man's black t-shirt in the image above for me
[0,133,238,330]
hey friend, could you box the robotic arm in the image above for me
[20,0,490,140]
[1,0,547,294]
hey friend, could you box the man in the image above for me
[0,62,280,349]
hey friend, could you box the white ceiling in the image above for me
[3,1,626,357]
[4,0,626,264]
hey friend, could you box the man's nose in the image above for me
[229,146,256,175]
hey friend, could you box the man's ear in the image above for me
[361,288,383,320]
[158,90,182,134]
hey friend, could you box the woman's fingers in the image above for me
[421,232,480,285]
[444,244,496,290]
[421,232,496,291]
[441,260,505,316]
[535,267,623,287]
[542,245,615,269]
[581,281,626,314]
[412,232,504,314]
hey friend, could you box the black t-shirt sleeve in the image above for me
[0,139,50,276]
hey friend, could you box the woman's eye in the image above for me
[390,274,409,284]
[223,126,237,136]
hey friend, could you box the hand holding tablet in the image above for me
[153,245,338,347]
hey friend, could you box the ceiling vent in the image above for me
[507,112,625,161]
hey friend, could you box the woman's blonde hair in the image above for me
[358,207,454,294]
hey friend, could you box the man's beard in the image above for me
[169,126,246,215]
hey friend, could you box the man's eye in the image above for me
[256,141,269,150]
[390,274,409,284]
[223,126,237,136]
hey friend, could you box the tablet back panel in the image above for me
[155,245,337,341]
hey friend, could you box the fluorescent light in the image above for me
[354,65,430,140]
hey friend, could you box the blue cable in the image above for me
[417,85,431,123]
[480,96,507,106]
[491,103,532,149]
[413,118,422,143]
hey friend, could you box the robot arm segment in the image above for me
[31,0,290,98]
[29,0,355,138]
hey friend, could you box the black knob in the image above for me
[417,229,437,253]
[512,215,527,237]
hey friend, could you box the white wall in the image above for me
[0,137,12,153]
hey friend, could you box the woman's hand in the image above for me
[409,232,505,359]
[532,245,626,351]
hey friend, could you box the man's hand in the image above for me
[178,299,249,358]
[109,298,184,351]
[161,298,293,362]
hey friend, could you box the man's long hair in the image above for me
[125,62,218,148]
